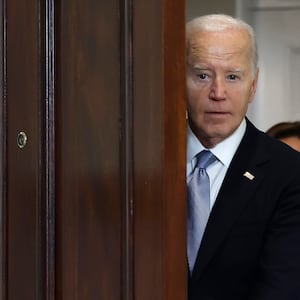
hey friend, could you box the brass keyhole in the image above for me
[17,132,28,148]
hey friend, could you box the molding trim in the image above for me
[251,0,300,10]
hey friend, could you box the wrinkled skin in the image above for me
[186,29,259,148]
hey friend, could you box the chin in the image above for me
[206,127,231,140]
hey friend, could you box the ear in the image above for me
[249,68,259,103]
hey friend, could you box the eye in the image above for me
[228,74,236,80]
[227,74,238,81]
[197,73,208,80]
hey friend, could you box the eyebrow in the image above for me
[189,63,245,74]
[191,67,243,73]
[228,69,243,73]
[190,66,211,71]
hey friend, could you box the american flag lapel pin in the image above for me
[243,171,255,181]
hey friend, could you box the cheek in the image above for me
[244,79,257,102]
[186,80,205,102]
[232,85,253,107]
[186,76,195,95]
[187,88,202,111]
[186,81,197,104]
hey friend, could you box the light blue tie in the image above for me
[187,150,216,273]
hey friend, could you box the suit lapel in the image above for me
[191,120,270,282]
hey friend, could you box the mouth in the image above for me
[206,111,230,115]
[204,111,231,121]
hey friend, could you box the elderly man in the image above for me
[186,14,300,299]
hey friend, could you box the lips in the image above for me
[206,111,230,114]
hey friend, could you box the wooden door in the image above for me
[3,0,41,299]
[1,0,186,299]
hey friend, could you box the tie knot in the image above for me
[195,150,216,169]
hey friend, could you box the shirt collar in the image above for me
[187,119,246,167]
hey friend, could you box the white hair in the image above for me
[186,14,258,75]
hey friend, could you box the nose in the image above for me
[209,77,226,100]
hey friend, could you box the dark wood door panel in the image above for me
[56,1,122,299]
[2,0,186,299]
[4,0,40,299]
[133,0,186,299]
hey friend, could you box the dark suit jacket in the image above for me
[188,119,300,300]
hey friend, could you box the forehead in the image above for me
[187,29,251,65]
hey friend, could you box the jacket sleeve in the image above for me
[248,169,300,299]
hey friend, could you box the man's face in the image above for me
[186,29,258,148]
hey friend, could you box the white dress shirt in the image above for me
[187,119,246,210]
